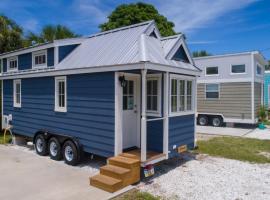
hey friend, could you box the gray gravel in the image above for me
[138,154,270,200]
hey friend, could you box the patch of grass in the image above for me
[112,189,160,200]
[194,136,270,163]
[0,133,11,144]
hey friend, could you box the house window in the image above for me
[170,78,194,114]
[206,66,218,75]
[257,65,262,75]
[7,57,18,71]
[205,84,219,99]
[231,64,245,74]
[55,76,67,112]
[123,80,134,110]
[13,79,21,107]
[146,76,161,115]
[33,50,47,68]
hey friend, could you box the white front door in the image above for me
[122,76,140,149]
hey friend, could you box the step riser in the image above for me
[100,168,130,180]
[90,178,123,193]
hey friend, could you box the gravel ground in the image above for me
[138,154,270,200]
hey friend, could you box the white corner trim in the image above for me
[139,34,147,61]
[54,76,67,112]
[141,68,147,162]
[54,46,59,66]
[251,53,255,121]
[163,72,169,159]
[13,79,21,108]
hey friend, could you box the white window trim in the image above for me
[55,76,67,112]
[32,50,47,69]
[7,56,18,72]
[169,74,196,117]
[256,63,263,76]
[205,83,220,100]
[205,66,219,76]
[230,64,246,75]
[146,74,162,117]
[13,79,21,108]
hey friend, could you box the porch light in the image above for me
[119,75,127,87]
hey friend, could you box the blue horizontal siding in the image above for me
[47,47,54,67]
[59,44,79,62]
[18,53,32,70]
[3,58,7,72]
[3,72,115,157]
[147,119,163,152]
[168,114,195,158]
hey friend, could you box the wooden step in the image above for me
[100,165,130,180]
[108,156,140,169]
[90,174,123,193]
[119,153,139,160]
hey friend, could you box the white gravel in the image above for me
[138,154,270,200]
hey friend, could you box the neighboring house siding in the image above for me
[3,58,7,72]
[168,114,194,158]
[3,72,115,157]
[59,44,79,62]
[147,119,163,152]
[264,73,270,108]
[18,53,32,70]
[254,82,262,116]
[47,47,54,67]
[197,82,252,119]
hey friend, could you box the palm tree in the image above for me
[26,25,78,45]
[0,15,24,53]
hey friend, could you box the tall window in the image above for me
[257,65,262,75]
[231,64,245,74]
[170,78,194,113]
[33,50,47,68]
[123,80,134,110]
[206,66,218,75]
[55,76,67,112]
[147,77,161,115]
[205,84,219,99]
[8,57,18,71]
[13,79,21,107]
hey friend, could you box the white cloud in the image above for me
[157,0,258,33]
[188,40,219,45]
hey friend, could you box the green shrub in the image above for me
[258,105,267,122]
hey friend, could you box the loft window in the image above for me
[7,57,18,71]
[171,45,190,63]
[205,84,219,99]
[170,77,194,114]
[206,66,219,76]
[55,76,67,112]
[33,50,47,68]
[257,64,262,75]
[146,75,161,116]
[231,64,246,74]
[13,79,21,108]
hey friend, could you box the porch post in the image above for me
[163,72,169,159]
[141,69,147,162]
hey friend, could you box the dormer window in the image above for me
[33,50,47,68]
[7,56,18,72]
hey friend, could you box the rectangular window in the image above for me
[206,66,218,75]
[33,50,47,68]
[55,76,67,112]
[123,80,134,110]
[231,64,245,74]
[257,65,262,75]
[13,79,21,107]
[205,84,219,99]
[8,57,18,71]
[146,76,161,116]
[170,78,194,114]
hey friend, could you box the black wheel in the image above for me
[212,117,223,127]
[48,137,62,160]
[198,115,208,126]
[62,140,79,166]
[34,134,48,156]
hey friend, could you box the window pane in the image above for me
[257,65,262,75]
[206,67,218,75]
[171,96,177,112]
[152,80,158,95]
[128,81,133,95]
[152,96,157,111]
[123,96,127,110]
[16,93,20,104]
[179,96,185,111]
[147,96,151,110]
[232,64,245,73]
[206,84,218,91]
[187,96,192,110]
[35,56,38,65]
[179,80,185,95]
[127,96,134,110]
[187,81,192,95]
[171,79,177,95]
[147,80,152,95]
[123,82,128,95]
[206,92,219,99]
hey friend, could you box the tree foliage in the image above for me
[25,25,78,45]
[99,2,176,37]
[0,15,24,54]
[192,50,212,57]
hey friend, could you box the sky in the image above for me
[0,0,270,59]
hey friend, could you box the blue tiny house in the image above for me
[0,21,200,167]
[264,71,270,108]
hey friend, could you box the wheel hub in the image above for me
[65,146,73,161]
[50,141,58,157]
[36,138,43,152]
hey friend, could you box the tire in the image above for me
[62,140,79,166]
[198,115,208,126]
[212,117,223,127]
[35,134,48,156]
[48,137,62,161]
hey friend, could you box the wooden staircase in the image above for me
[90,154,141,193]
